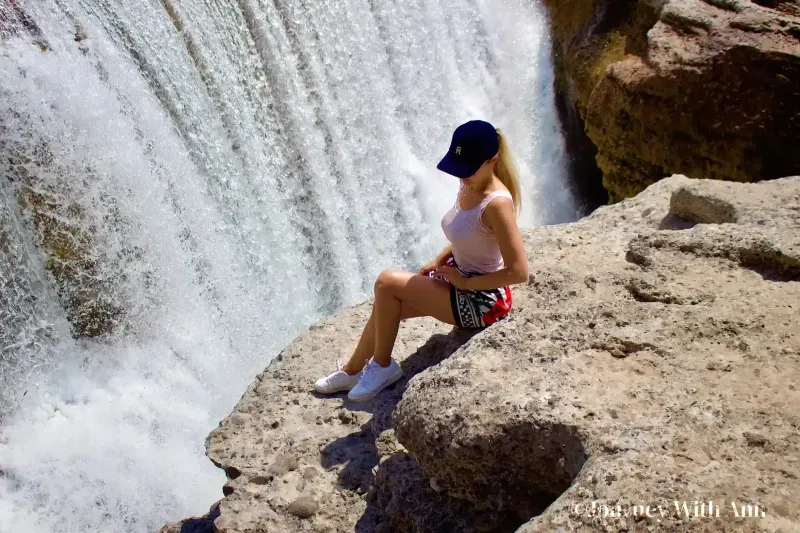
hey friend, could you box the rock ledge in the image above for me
[162,175,800,533]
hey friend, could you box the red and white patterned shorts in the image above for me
[432,255,512,328]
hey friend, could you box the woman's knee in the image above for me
[374,269,406,295]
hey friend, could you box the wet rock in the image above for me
[15,184,124,337]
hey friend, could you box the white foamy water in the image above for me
[0,0,575,531]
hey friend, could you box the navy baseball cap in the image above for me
[436,120,499,179]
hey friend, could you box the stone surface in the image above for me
[287,495,319,518]
[394,175,800,532]
[164,176,800,532]
[163,298,476,532]
[543,0,800,201]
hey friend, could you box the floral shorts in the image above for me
[432,255,512,328]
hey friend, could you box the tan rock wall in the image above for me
[542,0,800,202]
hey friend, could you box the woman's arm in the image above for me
[438,197,528,290]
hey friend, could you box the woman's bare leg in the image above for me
[342,301,422,374]
[342,270,456,372]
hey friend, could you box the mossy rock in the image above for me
[12,169,123,338]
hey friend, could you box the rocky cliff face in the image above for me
[162,175,800,533]
[544,0,800,202]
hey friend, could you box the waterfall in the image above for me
[0,0,576,530]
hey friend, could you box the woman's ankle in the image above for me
[342,362,362,375]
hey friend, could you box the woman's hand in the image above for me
[420,245,453,276]
[433,265,470,290]
[418,260,441,276]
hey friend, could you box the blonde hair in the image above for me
[494,129,521,216]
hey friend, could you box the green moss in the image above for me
[542,0,635,114]
[571,32,629,116]
[16,184,122,338]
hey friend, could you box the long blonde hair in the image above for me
[494,129,521,216]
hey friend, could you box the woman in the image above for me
[314,119,529,401]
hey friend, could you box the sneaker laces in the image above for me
[359,360,378,385]
[334,358,359,379]
[320,358,345,387]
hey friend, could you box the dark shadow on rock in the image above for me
[309,390,348,401]
[658,214,698,230]
[738,246,800,282]
[319,421,378,493]
[446,420,587,519]
[179,503,220,533]
[365,451,531,533]
[366,421,587,533]
[554,89,608,217]
[318,327,480,531]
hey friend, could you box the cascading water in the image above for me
[0,0,577,531]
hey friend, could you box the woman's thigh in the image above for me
[376,269,456,326]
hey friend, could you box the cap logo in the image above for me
[455,146,462,155]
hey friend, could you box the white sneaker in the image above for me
[314,358,362,394]
[348,357,403,402]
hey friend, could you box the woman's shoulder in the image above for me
[486,177,512,198]
[478,187,514,228]
[482,187,513,206]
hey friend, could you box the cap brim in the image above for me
[436,153,480,179]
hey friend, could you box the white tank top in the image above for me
[440,183,513,274]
